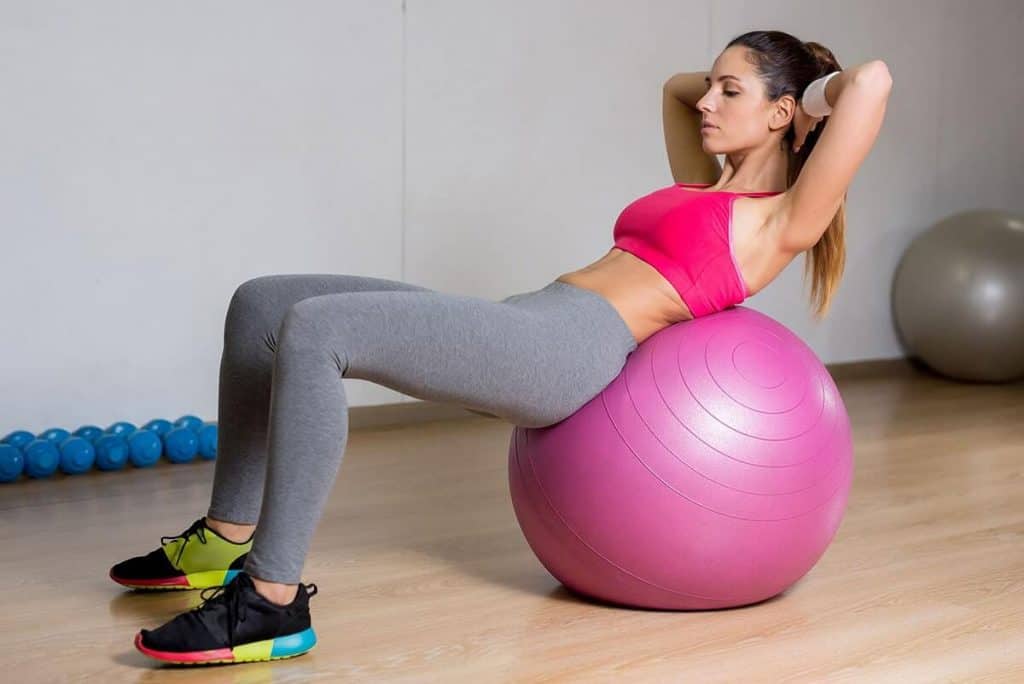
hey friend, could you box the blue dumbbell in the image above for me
[59,437,96,475]
[39,427,71,444]
[163,427,199,463]
[105,421,137,438]
[142,419,173,438]
[0,444,25,483]
[2,430,35,450]
[127,429,162,468]
[72,425,104,443]
[23,439,60,478]
[173,415,204,433]
[197,422,218,460]
[94,434,130,471]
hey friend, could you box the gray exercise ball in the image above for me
[891,209,1024,383]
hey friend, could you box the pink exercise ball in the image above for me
[508,306,853,610]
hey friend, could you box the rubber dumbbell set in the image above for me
[0,415,218,483]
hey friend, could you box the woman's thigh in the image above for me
[231,273,434,310]
[226,274,435,349]
[277,282,637,428]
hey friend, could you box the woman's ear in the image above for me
[769,94,797,132]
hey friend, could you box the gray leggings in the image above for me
[206,274,638,583]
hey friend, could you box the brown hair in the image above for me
[725,30,845,320]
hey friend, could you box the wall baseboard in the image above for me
[349,400,490,430]
[825,356,918,381]
[349,357,917,431]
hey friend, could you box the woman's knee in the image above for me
[228,276,282,317]
[225,276,292,348]
[274,300,348,374]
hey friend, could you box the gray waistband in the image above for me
[539,280,637,351]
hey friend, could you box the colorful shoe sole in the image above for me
[110,568,243,590]
[134,628,317,664]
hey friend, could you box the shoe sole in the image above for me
[110,568,243,590]
[134,628,317,664]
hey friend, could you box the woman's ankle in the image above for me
[250,575,299,606]
[204,515,256,544]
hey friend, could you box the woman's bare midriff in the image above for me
[555,248,692,346]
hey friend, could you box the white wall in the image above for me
[2,0,1021,434]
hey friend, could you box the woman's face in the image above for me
[696,46,786,154]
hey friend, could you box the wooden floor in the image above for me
[2,362,1022,682]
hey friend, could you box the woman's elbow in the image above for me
[857,61,893,90]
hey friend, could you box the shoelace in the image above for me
[195,581,249,648]
[193,580,320,648]
[160,518,208,568]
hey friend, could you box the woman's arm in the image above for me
[776,61,893,251]
[662,77,722,183]
[808,62,883,111]
[663,71,710,110]
[663,63,879,112]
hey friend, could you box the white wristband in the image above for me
[801,71,840,118]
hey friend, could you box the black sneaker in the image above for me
[134,571,319,665]
[110,517,253,590]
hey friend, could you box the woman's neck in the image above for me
[714,145,789,193]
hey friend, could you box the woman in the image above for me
[114,29,892,665]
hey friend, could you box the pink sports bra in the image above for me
[612,182,783,318]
